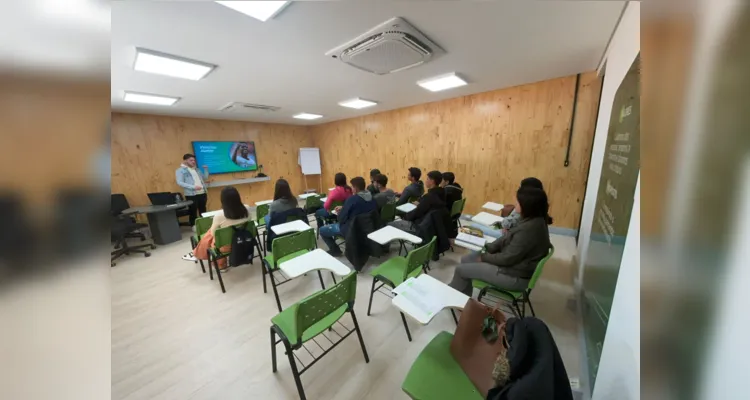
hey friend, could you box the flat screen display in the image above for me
[191,141,258,174]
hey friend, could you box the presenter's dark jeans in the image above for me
[186,193,207,226]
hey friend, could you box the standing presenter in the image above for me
[176,153,210,230]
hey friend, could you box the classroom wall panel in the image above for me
[111,113,313,211]
[310,72,602,229]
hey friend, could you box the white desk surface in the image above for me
[367,225,422,245]
[391,275,469,325]
[298,193,318,199]
[328,187,335,191]
[279,248,351,279]
[472,211,504,226]
[482,202,505,212]
[270,220,313,235]
[255,199,273,206]
[396,203,417,213]
[320,197,327,203]
[454,241,483,251]
[202,205,249,218]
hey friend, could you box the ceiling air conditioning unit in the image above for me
[325,17,444,75]
[219,102,281,113]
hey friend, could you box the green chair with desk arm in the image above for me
[262,229,320,312]
[270,272,369,400]
[208,220,264,294]
[366,236,436,342]
[256,203,270,253]
[190,216,213,273]
[303,194,323,223]
[471,245,555,317]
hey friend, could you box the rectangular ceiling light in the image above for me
[293,113,323,120]
[215,1,290,22]
[134,48,216,80]
[417,72,468,92]
[339,98,378,109]
[123,91,180,106]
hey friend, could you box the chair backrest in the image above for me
[305,195,323,209]
[271,229,316,265]
[450,197,466,218]
[295,272,357,342]
[407,196,419,203]
[330,200,344,209]
[256,203,270,221]
[403,236,437,280]
[286,214,302,222]
[111,194,130,215]
[528,245,555,290]
[214,220,259,248]
[195,216,213,237]
[380,202,397,222]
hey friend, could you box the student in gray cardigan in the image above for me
[501,177,546,230]
[449,187,552,296]
[395,167,424,206]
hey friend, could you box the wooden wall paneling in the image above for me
[310,72,602,229]
[111,114,313,211]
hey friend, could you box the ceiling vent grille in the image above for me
[219,102,281,112]
[325,17,444,75]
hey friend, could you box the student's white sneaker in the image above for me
[182,252,197,262]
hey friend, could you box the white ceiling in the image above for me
[111,1,624,125]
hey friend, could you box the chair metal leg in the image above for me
[270,270,283,312]
[350,310,370,363]
[270,326,278,373]
[209,255,214,280]
[367,277,377,316]
[198,259,206,273]
[261,261,268,293]
[214,259,226,293]
[513,300,523,318]
[450,309,458,325]
[527,297,536,317]
[283,339,306,400]
[400,312,413,342]
[317,270,326,290]
[330,272,337,284]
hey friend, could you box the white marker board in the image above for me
[298,148,321,175]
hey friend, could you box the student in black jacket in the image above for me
[366,168,381,196]
[389,170,446,233]
[440,171,463,211]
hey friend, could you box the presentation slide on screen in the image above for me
[192,141,258,174]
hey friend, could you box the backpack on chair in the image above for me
[229,224,257,267]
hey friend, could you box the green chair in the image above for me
[380,201,397,223]
[473,245,555,317]
[208,220,264,294]
[367,236,436,342]
[256,203,270,252]
[262,229,319,312]
[270,272,369,400]
[401,331,483,400]
[317,200,344,238]
[189,216,213,273]
[304,194,323,222]
[450,197,467,228]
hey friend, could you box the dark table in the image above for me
[123,201,193,245]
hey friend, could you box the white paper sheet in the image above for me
[396,203,417,213]
[456,232,486,247]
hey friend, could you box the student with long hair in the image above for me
[315,172,352,228]
[448,187,552,295]
[501,177,553,229]
[264,179,298,226]
[193,186,252,272]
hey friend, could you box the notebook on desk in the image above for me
[396,203,417,213]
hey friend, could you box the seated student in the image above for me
[395,167,425,206]
[366,168,381,196]
[264,179,299,226]
[373,173,396,208]
[193,186,253,272]
[448,187,552,296]
[390,170,446,234]
[319,176,377,256]
[501,177,549,231]
[315,172,353,227]
[440,171,463,211]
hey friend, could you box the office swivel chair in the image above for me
[111,194,154,266]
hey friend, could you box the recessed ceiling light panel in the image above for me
[215,1,290,22]
[339,98,378,109]
[293,113,323,120]
[123,91,180,106]
[417,72,468,92]
[134,48,216,80]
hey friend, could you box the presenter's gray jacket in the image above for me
[175,166,209,196]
